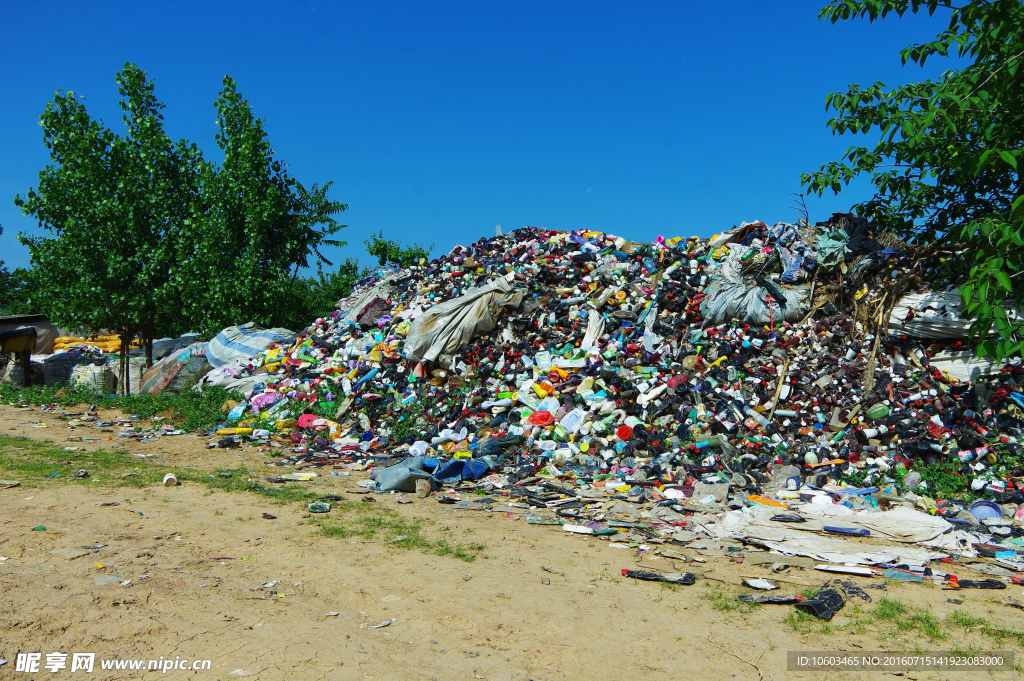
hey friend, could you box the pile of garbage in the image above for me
[185,218,1024,599]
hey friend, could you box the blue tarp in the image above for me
[207,322,295,369]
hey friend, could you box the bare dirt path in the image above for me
[1,404,1022,680]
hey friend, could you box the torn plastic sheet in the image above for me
[404,276,524,364]
[699,247,810,326]
[700,505,954,544]
[889,289,1021,340]
[754,535,944,566]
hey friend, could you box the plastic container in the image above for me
[969,500,1002,522]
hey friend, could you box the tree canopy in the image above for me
[364,230,432,268]
[802,0,1024,361]
[14,65,349,385]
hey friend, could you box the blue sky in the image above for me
[0,1,959,272]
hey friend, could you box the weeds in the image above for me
[873,596,945,641]
[0,435,316,503]
[0,432,483,566]
[0,383,240,431]
[947,609,986,629]
[700,585,758,614]
[783,609,818,635]
[946,609,1024,646]
[307,503,485,563]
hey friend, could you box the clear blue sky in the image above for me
[0,1,959,272]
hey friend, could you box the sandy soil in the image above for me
[2,404,1023,681]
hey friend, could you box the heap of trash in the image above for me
[20,215,1024,608]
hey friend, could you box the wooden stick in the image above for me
[767,357,791,422]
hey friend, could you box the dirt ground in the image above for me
[2,403,1024,681]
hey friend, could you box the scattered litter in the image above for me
[795,588,845,620]
[742,577,778,590]
[93,574,123,586]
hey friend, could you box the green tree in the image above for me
[0,224,33,316]
[0,265,34,316]
[275,258,367,332]
[802,0,1024,361]
[176,76,348,336]
[15,63,201,388]
[363,230,432,268]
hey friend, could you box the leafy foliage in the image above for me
[364,230,432,268]
[14,64,204,382]
[0,265,35,316]
[0,382,240,432]
[176,75,349,336]
[802,0,1024,360]
[0,225,34,316]
[14,65,351,371]
[274,258,367,332]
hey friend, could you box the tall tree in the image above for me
[802,0,1024,361]
[15,64,201,388]
[177,76,348,336]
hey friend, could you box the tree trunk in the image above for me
[144,323,154,369]
[119,329,130,396]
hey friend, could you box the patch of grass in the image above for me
[783,609,817,635]
[0,436,316,505]
[176,468,317,503]
[875,596,908,620]
[700,585,758,614]
[307,502,485,563]
[0,383,240,431]
[947,609,986,629]
[1,432,483,564]
[0,434,164,487]
[979,624,1024,647]
[874,597,945,641]
[945,609,1024,647]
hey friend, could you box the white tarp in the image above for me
[756,536,944,566]
[339,279,397,324]
[889,288,1021,340]
[928,349,1004,382]
[404,276,523,364]
[700,504,953,544]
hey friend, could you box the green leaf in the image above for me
[995,270,1012,291]
[960,284,974,306]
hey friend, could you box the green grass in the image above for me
[785,597,1024,649]
[0,434,164,487]
[946,609,1024,647]
[700,584,758,614]
[947,609,987,629]
[783,597,944,640]
[0,434,316,502]
[0,383,239,431]
[783,608,819,635]
[873,596,945,641]
[0,433,484,563]
[307,503,485,563]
